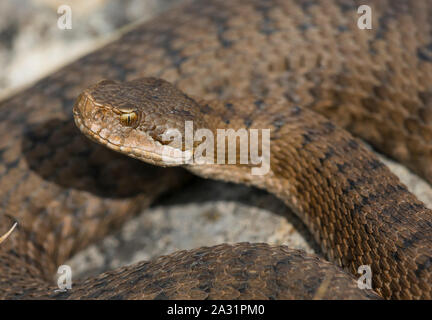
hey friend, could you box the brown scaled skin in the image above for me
[73,78,432,300]
[1,0,432,300]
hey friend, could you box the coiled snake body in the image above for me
[0,0,432,299]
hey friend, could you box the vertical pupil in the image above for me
[121,113,136,126]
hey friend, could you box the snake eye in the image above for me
[120,112,138,127]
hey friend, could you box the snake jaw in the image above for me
[0,222,18,245]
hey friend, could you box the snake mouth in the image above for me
[73,92,190,167]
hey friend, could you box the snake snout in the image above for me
[73,92,91,123]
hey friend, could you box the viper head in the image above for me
[73,78,207,166]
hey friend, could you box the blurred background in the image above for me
[0,0,184,96]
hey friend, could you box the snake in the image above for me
[0,0,432,300]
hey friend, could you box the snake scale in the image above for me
[0,0,432,300]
